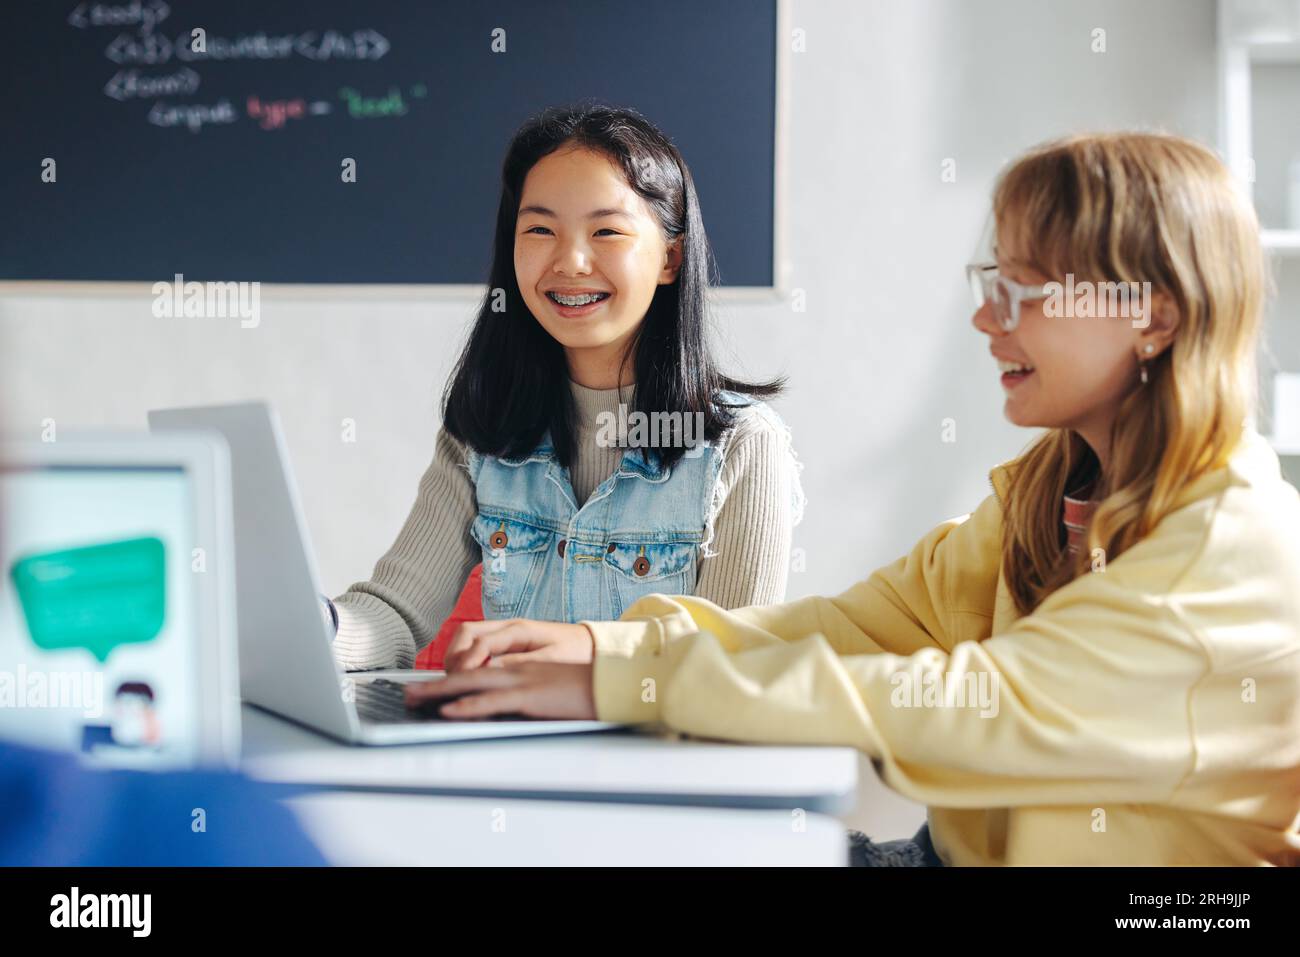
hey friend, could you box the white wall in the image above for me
[0,0,1221,837]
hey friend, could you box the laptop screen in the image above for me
[0,464,205,769]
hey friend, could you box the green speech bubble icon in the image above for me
[9,536,166,662]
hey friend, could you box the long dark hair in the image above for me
[442,103,782,469]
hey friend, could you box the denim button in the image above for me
[607,542,616,553]
[557,539,567,558]
[633,556,651,576]
[490,529,508,549]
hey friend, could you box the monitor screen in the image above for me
[0,464,204,769]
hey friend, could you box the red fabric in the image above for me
[1062,494,1098,556]
[415,564,484,670]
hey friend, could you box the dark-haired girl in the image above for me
[327,105,803,671]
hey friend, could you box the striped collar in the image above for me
[1063,491,1097,555]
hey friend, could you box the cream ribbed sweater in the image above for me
[332,383,801,670]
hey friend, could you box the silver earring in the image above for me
[1139,344,1155,384]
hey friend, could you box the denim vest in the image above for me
[465,395,784,622]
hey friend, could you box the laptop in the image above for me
[0,433,240,768]
[148,401,620,745]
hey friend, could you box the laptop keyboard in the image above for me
[353,678,442,724]
[353,677,522,724]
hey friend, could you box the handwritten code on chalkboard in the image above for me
[3,0,778,286]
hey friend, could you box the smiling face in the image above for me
[513,145,682,388]
[970,251,1157,461]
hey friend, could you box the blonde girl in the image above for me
[410,132,1300,867]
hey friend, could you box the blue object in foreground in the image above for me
[0,740,325,866]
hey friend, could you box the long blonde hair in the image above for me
[994,132,1267,615]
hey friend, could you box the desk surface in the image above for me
[241,704,858,812]
[285,791,847,866]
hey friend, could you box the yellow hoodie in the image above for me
[585,431,1300,866]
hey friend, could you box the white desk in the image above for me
[286,791,846,866]
[241,704,858,812]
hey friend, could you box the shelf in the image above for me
[1262,229,1300,254]
[1244,38,1300,63]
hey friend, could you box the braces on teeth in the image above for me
[549,292,609,306]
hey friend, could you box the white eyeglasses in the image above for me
[966,262,1051,332]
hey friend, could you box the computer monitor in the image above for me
[0,433,239,769]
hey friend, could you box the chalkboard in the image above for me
[3,0,778,286]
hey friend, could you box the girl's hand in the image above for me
[443,619,595,672]
[404,662,597,720]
